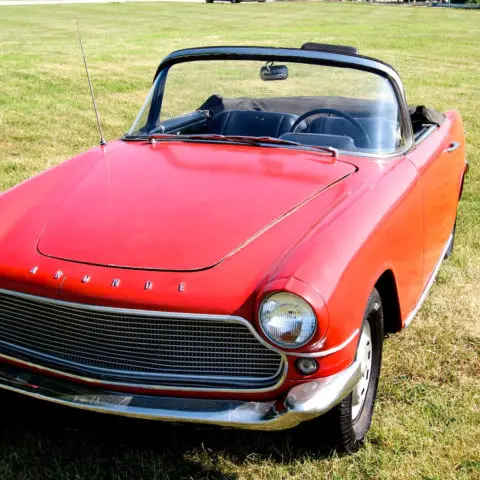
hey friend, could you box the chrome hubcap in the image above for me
[351,321,373,421]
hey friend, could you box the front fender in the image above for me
[268,156,424,374]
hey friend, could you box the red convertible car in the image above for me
[0,43,467,452]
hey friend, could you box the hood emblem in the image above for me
[111,279,121,288]
[178,283,185,292]
[81,275,91,284]
[29,266,39,275]
[144,281,153,290]
[54,270,63,280]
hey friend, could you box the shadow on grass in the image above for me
[0,391,335,480]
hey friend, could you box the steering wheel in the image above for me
[289,108,371,148]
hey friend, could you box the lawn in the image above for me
[0,2,479,479]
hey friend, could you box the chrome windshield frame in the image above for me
[134,46,413,158]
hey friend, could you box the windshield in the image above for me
[128,59,403,155]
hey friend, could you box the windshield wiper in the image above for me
[145,133,337,157]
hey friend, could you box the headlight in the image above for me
[259,292,317,348]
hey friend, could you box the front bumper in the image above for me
[0,361,361,431]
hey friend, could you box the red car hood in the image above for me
[36,141,355,271]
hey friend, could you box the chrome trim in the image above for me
[258,293,318,349]
[152,46,414,154]
[0,288,288,393]
[0,287,271,333]
[0,342,285,386]
[444,141,461,153]
[0,352,288,394]
[0,359,361,430]
[0,287,356,362]
[294,329,360,358]
[0,287,358,359]
[328,147,338,158]
[404,233,453,327]
[414,124,437,146]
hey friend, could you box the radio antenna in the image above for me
[76,19,106,146]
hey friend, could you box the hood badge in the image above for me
[27,269,186,294]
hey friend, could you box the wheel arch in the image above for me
[374,269,402,333]
[459,164,468,200]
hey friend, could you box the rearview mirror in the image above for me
[260,63,288,81]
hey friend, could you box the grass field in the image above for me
[0,2,479,479]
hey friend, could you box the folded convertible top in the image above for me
[408,105,446,128]
[199,95,446,128]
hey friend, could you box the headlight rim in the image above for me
[258,291,318,350]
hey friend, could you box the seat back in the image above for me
[280,133,356,150]
[209,110,299,138]
[309,116,397,150]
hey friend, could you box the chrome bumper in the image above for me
[0,361,361,431]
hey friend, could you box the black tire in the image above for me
[309,288,384,453]
[444,220,456,259]
[206,0,214,3]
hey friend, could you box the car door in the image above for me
[407,111,465,287]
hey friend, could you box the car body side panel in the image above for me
[407,110,466,287]
[264,112,466,375]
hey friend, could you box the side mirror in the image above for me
[260,64,288,81]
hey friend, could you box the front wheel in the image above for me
[313,288,384,453]
[444,220,456,259]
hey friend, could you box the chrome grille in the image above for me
[0,290,284,390]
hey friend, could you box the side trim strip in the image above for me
[404,233,453,328]
[291,329,360,358]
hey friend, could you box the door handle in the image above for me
[444,141,461,153]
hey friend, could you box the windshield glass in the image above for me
[128,59,403,154]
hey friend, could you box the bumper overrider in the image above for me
[0,360,361,430]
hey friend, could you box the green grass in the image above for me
[0,2,479,479]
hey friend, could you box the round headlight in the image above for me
[259,292,317,348]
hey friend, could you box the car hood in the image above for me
[36,140,355,271]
